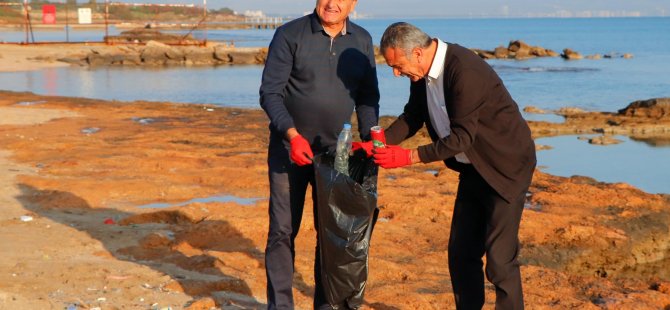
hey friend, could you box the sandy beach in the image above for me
[1,44,670,309]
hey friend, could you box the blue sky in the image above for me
[207,0,669,18]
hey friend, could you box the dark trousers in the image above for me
[448,166,526,310]
[265,140,329,309]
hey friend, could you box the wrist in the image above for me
[286,128,300,141]
[410,149,420,164]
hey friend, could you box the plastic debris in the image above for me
[103,218,115,225]
[16,100,47,106]
[20,215,33,222]
[131,117,155,125]
[81,127,100,135]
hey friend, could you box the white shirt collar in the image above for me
[427,40,447,81]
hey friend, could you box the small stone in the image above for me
[19,215,33,222]
[588,135,622,145]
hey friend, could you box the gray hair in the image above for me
[380,22,432,56]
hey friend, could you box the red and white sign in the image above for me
[42,4,56,24]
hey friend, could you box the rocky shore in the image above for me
[470,40,633,60]
[0,34,634,71]
[525,97,670,146]
[0,90,669,309]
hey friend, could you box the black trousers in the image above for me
[265,139,329,310]
[448,165,526,310]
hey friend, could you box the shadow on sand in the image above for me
[17,184,401,309]
[16,183,275,308]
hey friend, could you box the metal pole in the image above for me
[104,0,108,43]
[23,0,28,43]
[203,0,207,45]
[65,0,69,42]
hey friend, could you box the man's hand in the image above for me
[352,141,374,157]
[289,135,313,166]
[373,145,413,169]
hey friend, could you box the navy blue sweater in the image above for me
[259,12,380,153]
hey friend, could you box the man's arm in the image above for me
[385,80,428,145]
[259,28,296,139]
[355,40,380,141]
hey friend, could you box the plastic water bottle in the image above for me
[334,123,352,176]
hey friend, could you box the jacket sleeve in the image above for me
[417,67,487,163]
[259,28,295,136]
[355,38,380,141]
[385,80,427,145]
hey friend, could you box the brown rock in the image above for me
[183,46,215,64]
[87,53,113,66]
[530,46,548,57]
[470,48,494,59]
[120,54,142,65]
[139,232,172,249]
[536,144,553,151]
[185,297,217,310]
[588,135,622,145]
[213,45,232,62]
[140,46,169,65]
[618,98,670,118]
[508,40,531,56]
[555,107,587,116]
[524,106,547,114]
[228,51,263,64]
[105,28,199,45]
[546,49,559,57]
[494,46,509,59]
[561,48,583,60]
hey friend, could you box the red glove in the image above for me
[289,135,313,166]
[352,141,374,157]
[373,145,413,169]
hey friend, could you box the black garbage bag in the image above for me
[313,151,379,309]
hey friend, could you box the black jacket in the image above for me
[385,43,536,203]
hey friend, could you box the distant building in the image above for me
[244,10,265,18]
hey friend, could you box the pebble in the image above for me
[19,215,33,222]
[81,127,101,135]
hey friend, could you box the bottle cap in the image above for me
[343,123,351,129]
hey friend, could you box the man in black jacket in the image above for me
[259,0,379,308]
[357,22,535,309]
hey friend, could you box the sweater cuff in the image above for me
[417,144,440,163]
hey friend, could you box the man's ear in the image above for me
[412,47,423,63]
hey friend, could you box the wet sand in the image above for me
[0,90,669,309]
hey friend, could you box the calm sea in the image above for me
[1,18,669,193]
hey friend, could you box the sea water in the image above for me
[1,17,669,193]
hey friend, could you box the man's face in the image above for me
[383,47,425,82]
[316,0,357,28]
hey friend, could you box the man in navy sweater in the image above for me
[259,0,379,308]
